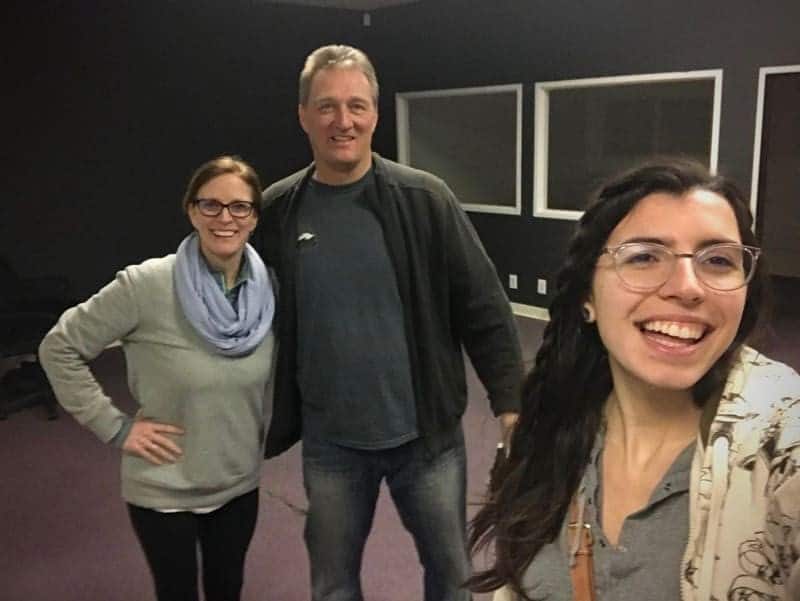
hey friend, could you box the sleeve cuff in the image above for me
[109,416,134,448]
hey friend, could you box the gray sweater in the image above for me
[39,255,275,509]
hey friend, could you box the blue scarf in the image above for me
[173,233,274,357]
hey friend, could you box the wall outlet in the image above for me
[537,278,547,295]
[508,274,518,290]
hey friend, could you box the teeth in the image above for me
[212,231,236,237]
[642,320,705,341]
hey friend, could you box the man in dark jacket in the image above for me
[258,44,523,601]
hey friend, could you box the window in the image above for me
[750,64,800,222]
[533,70,722,220]
[396,84,522,214]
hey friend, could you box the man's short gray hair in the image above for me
[299,44,379,107]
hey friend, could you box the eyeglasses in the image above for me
[601,242,761,292]
[193,198,255,218]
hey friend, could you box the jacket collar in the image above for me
[295,152,387,190]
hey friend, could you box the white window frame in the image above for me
[533,70,723,221]
[749,64,800,225]
[396,84,523,215]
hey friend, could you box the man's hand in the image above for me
[123,419,184,465]
[489,413,519,492]
[498,412,519,452]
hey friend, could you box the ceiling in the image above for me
[265,0,421,10]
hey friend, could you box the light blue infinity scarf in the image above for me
[173,233,274,357]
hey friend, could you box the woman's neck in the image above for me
[603,377,701,469]
[201,249,243,289]
[601,385,700,546]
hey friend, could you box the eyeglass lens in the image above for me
[613,243,756,291]
[195,198,253,218]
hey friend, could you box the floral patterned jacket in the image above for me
[682,346,800,601]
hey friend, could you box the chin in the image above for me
[646,374,703,393]
[201,239,245,260]
[615,355,711,396]
[330,157,362,172]
[647,360,720,393]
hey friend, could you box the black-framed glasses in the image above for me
[601,242,761,292]
[193,198,255,218]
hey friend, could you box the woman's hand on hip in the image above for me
[123,419,184,465]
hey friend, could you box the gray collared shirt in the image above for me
[521,432,695,600]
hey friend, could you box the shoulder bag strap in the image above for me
[567,498,596,601]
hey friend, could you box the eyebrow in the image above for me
[617,236,742,247]
[313,95,371,105]
[196,197,253,204]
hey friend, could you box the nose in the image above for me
[333,106,353,129]
[658,256,705,304]
[216,205,234,222]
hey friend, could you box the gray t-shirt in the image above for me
[295,174,418,449]
[521,432,694,600]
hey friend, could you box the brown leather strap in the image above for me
[568,499,596,601]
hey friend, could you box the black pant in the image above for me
[127,489,259,601]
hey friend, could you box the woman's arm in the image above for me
[39,269,140,443]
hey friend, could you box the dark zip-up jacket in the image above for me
[257,154,523,458]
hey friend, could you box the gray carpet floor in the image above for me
[0,317,544,601]
[2,292,797,601]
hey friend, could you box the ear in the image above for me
[247,209,258,230]
[298,104,309,134]
[187,204,201,231]
[582,299,596,323]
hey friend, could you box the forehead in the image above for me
[606,189,742,246]
[197,173,251,198]
[308,66,374,103]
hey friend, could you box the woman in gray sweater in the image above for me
[40,156,276,601]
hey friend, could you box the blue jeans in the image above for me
[301,431,471,601]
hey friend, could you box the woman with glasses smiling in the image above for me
[469,159,799,601]
[40,156,275,601]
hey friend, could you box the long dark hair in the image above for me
[468,158,767,598]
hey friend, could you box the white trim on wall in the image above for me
[749,64,800,225]
[396,83,523,215]
[511,302,550,322]
[533,69,723,221]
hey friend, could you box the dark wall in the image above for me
[365,0,800,305]
[3,1,367,296]
[4,0,799,302]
